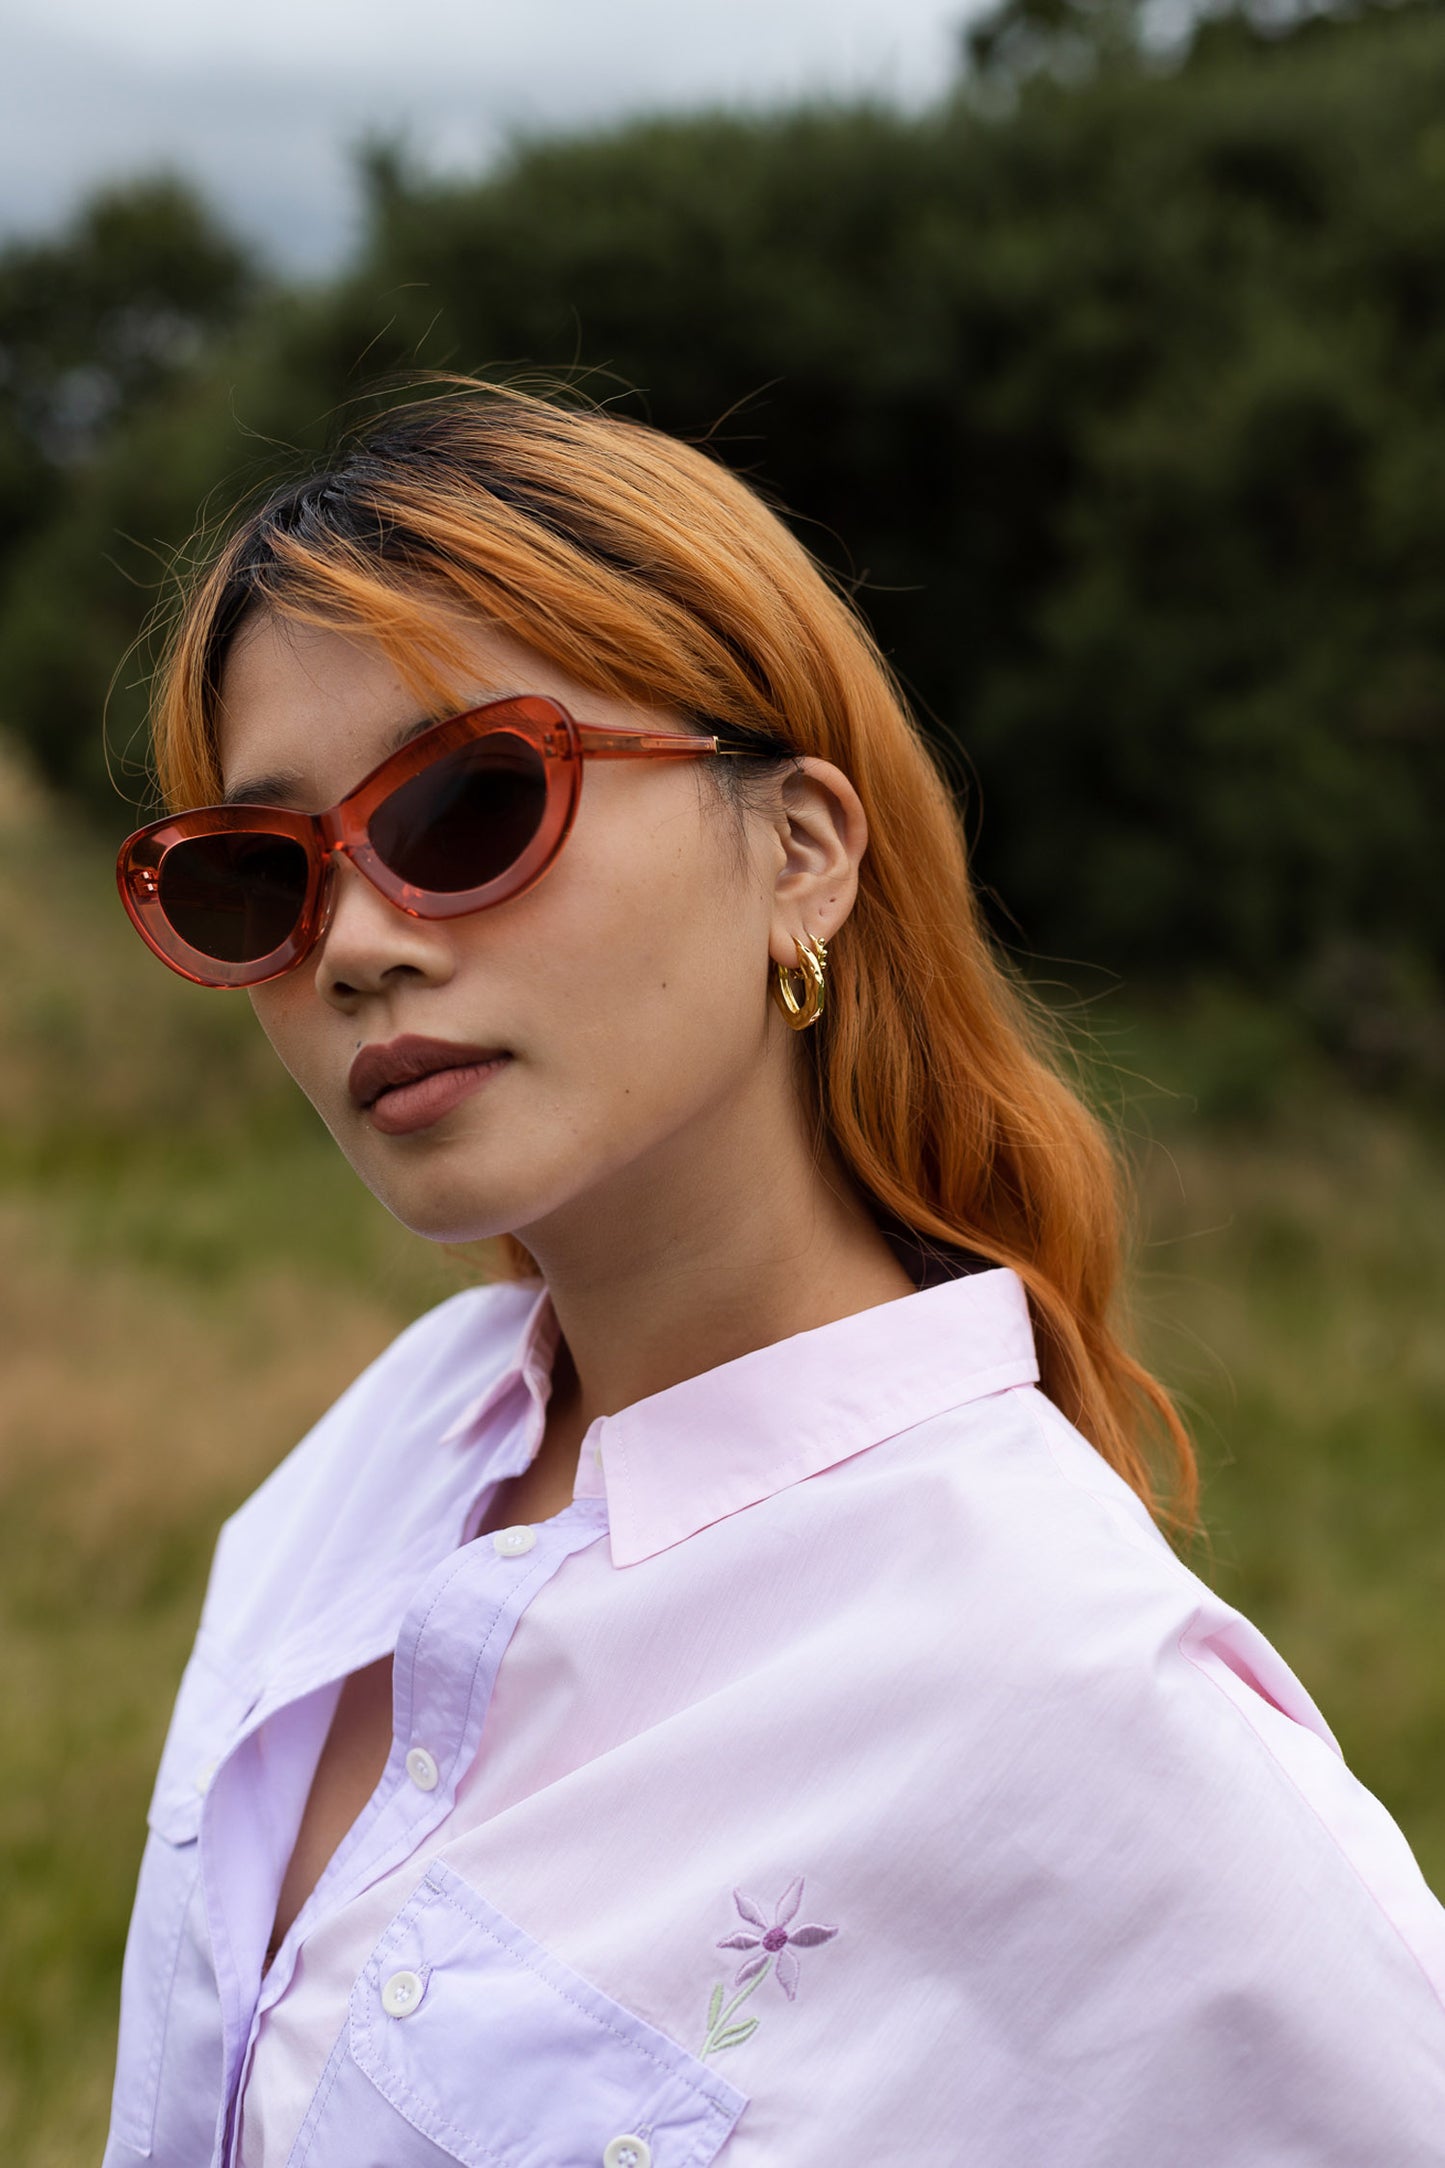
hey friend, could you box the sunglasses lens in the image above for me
[369,731,548,893]
[158,832,311,963]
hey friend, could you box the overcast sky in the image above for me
[2,0,976,271]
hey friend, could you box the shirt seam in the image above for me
[412,1518,606,1789]
[321,1520,603,1918]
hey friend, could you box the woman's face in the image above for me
[217,608,854,1251]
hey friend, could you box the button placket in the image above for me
[322,1517,613,1967]
[231,1506,613,2154]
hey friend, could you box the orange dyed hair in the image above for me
[150,380,1196,1528]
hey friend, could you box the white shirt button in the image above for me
[381,1969,424,2019]
[405,1746,440,1791]
[603,2139,651,2168]
[492,1524,537,1557]
[192,1758,218,1795]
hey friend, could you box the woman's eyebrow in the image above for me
[220,698,511,808]
[222,765,308,809]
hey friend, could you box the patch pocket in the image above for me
[338,1863,748,2168]
[105,1826,203,2159]
[105,1639,254,2160]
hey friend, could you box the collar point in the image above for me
[606,1521,664,1570]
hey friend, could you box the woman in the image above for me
[106,384,1445,2167]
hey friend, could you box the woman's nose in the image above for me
[313,852,456,1004]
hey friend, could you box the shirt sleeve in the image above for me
[916,1390,1445,2164]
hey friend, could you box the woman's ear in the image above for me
[766,757,868,970]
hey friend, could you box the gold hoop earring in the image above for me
[772,933,828,1031]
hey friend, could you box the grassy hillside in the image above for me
[0,751,1440,2163]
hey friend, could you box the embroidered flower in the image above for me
[700,1875,839,2057]
[717,1875,838,2000]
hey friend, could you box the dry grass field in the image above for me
[1,753,1441,2164]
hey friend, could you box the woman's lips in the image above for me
[366,1056,510,1136]
[348,1034,511,1137]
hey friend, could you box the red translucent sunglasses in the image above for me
[116,692,788,989]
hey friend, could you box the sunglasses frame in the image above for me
[116,692,789,989]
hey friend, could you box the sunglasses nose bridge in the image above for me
[316,811,373,899]
[313,817,395,929]
[306,819,354,946]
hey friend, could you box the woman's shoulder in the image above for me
[861,1382,1445,2016]
[886,1378,1334,1751]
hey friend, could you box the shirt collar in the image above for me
[439,1284,558,1454]
[449,1268,1038,1569]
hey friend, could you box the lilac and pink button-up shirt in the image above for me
[103,1268,1445,2167]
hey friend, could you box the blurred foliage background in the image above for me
[2,0,1443,2157]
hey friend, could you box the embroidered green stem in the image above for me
[699,1959,770,2055]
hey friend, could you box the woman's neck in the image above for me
[516,1066,914,1473]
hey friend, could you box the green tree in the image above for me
[0,176,258,802]
[2,6,1442,1028]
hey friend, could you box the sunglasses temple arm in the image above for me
[572,729,794,761]
[571,728,727,760]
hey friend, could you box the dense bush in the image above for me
[0,0,1441,1023]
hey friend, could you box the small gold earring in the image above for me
[772,933,828,1031]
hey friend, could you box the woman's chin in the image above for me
[368,1170,557,1249]
[337,1163,492,1243]
[388,1199,522,1247]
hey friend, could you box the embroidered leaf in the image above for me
[715,2017,760,2050]
[707,1982,724,2030]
